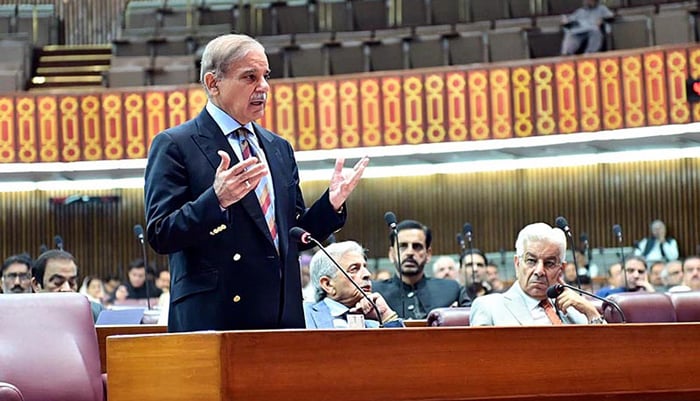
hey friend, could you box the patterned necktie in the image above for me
[236,128,278,249]
[540,299,563,325]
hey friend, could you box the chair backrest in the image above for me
[668,291,700,322]
[604,291,677,323]
[0,293,105,401]
[427,307,471,326]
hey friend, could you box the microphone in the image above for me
[462,222,476,285]
[463,223,473,243]
[289,227,384,327]
[383,211,397,231]
[133,224,151,310]
[612,224,628,290]
[546,283,626,323]
[554,216,581,289]
[383,211,405,317]
[54,235,64,251]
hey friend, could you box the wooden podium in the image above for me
[107,323,700,401]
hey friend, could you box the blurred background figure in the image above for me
[79,276,105,304]
[299,252,314,302]
[635,219,679,263]
[432,256,459,281]
[1,254,33,294]
[561,0,613,55]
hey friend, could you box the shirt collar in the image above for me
[514,282,544,311]
[205,101,255,136]
[323,297,350,318]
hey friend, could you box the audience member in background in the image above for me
[102,274,121,303]
[33,250,104,322]
[595,262,623,297]
[663,260,684,289]
[635,219,679,263]
[669,256,700,292]
[79,276,105,305]
[373,220,469,320]
[648,261,667,292]
[1,254,33,294]
[299,252,315,302]
[486,263,505,293]
[461,249,492,299]
[113,284,129,304]
[304,241,403,328]
[374,268,393,281]
[155,268,171,325]
[125,258,162,300]
[561,0,613,55]
[622,256,654,292]
[432,256,459,281]
[470,222,605,326]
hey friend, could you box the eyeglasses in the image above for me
[2,272,31,281]
[521,255,561,270]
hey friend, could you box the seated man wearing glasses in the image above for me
[33,250,104,322]
[470,222,604,326]
[1,254,33,294]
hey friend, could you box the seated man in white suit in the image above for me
[470,222,605,326]
[304,241,403,328]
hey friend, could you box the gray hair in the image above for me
[310,241,365,302]
[515,222,567,261]
[199,34,264,91]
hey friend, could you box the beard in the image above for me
[400,258,425,277]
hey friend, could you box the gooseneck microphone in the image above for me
[383,211,405,317]
[463,223,476,285]
[554,216,581,289]
[54,235,64,251]
[133,224,151,310]
[290,227,383,327]
[612,224,628,290]
[546,283,626,323]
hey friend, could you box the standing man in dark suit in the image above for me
[144,34,369,332]
[373,220,470,319]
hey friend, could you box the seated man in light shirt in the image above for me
[304,241,403,328]
[470,222,605,326]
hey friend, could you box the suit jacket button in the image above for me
[233,295,241,303]
[232,253,241,261]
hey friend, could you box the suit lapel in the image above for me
[503,285,533,325]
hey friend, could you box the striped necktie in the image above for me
[540,299,563,325]
[236,128,278,249]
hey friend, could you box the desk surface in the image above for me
[107,323,700,401]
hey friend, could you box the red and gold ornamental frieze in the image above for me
[0,44,697,163]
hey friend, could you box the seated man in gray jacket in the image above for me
[304,241,403,328]
[470,222,605,326]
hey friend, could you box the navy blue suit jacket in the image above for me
[144,109,346,332]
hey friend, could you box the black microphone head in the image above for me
[54,235,63,250]
[554,216,569,231]
[456,233,464,247]
[579,232,588,243]
[546,284,564,298]
[289,227,311,244]
[383,211,397,229]
[462,222,472,235]
[133,224,144,239]
[612,224,622,237]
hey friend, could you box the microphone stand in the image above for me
[613,224,628,291]
[134,224,151,310]
[555,217,582,289]
[384,212,406,319]
[548,283,626,323]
